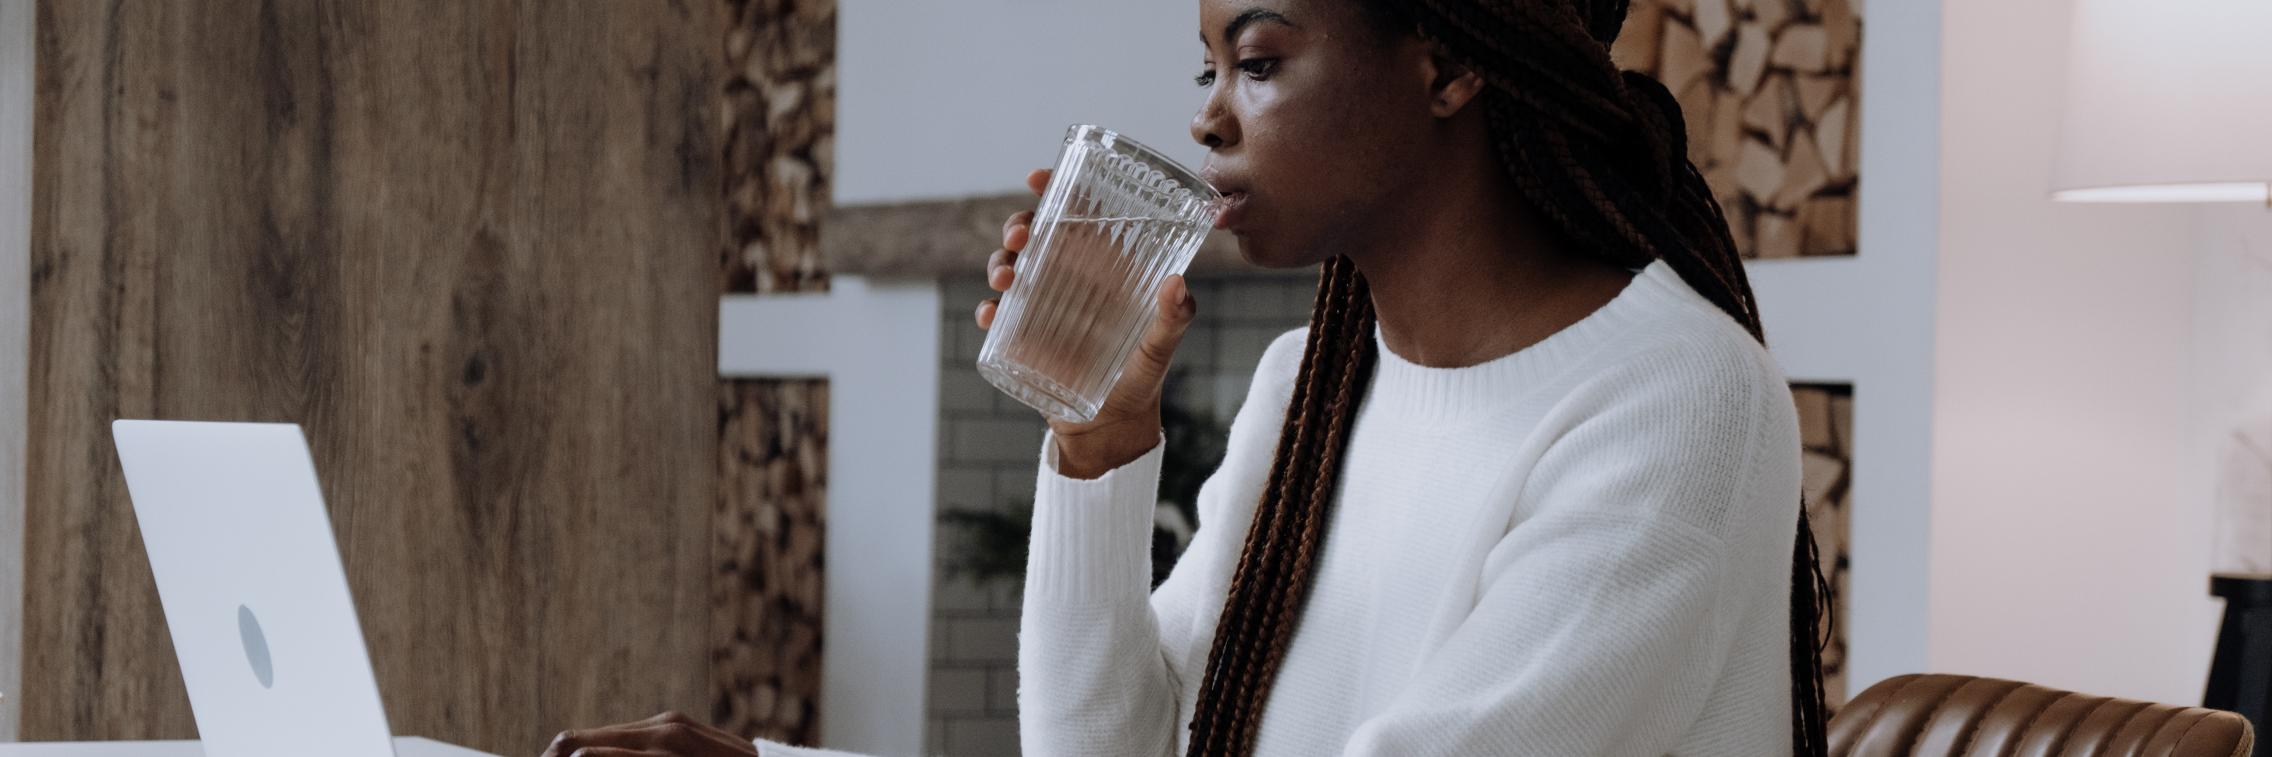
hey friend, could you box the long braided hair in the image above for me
[1180,1,1836,755]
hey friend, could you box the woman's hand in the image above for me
[540,711,759,757]
[976,168,1200,479]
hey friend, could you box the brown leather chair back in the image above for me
[1828,673,2254,757]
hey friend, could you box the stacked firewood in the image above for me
[721,0,837,292]
[714,380,828,746]
[714,0,836,746]
[1613,0,1862,259]
[1794,384,1854,708]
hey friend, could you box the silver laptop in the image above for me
[109,420,493,757]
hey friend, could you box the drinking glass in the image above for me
[977,124,1225,424]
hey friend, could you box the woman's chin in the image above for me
[1235,235,1328,271]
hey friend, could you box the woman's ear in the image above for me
[1426,48,1486,118]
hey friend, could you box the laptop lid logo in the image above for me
[238,604,275,689]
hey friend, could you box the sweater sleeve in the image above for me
[1014,329,1309,757]
[1338,347,1799,757]
[749,739,876,757]
[1012,430,1181,757]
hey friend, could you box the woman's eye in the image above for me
[1194,58,1277,88]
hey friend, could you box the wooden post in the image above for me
[23,2,722,751]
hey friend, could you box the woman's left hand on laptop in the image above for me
[542,711,760,757]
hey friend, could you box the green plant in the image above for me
[938,499,1032,585]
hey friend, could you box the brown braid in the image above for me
[1182,1,1834,755]
[1186,255,1378,750]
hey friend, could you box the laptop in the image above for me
[107,420,494,757]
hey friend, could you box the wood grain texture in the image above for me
[25,1,721,752]
[713,0,832,744]
[819,194,1288,281]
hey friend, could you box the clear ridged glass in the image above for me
[978,124,1225,424]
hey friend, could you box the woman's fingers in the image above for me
[993,208,1032,294]
[1000,209,1033,249]
[542,712,757,757]
[632,711,696,727]
[975,298,998,329]
[979,168,1051,332]
[987,250,1016,292]
[1125,275,1197,392]
[990,210,1025,291]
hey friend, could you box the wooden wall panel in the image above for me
[712,0,833,745]
[25,2,722,753]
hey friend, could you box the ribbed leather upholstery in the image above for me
[1828,674,2254,757]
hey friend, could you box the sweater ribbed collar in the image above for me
[1364,258,1694,421]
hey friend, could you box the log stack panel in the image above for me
[1613,0,1862,259]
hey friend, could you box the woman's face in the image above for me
[1192,0,1439,269]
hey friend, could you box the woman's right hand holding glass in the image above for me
[975,168,1199,479]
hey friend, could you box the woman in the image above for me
[546,0,1830,754]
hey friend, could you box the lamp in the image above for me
[2051,0,2272,204]
[2051,1,2272,750]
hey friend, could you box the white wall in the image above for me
[836,0,1208,205]
[0,0,34,741]
[2192,208,2272,578]
[1931,0,2219,705]
[1747,0,1942,695]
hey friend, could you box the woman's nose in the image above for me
[1190,94,1236,149]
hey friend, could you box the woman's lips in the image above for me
[1214,191,1250,231]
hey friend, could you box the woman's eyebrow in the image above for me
[1201,9,1297,48]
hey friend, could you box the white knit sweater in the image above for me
[765,259,1803,756]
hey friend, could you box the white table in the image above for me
[0,737,494,756]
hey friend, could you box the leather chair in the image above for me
[1828,673,2255,757]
